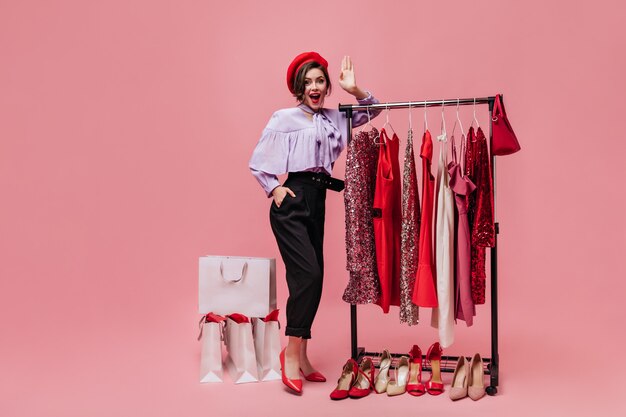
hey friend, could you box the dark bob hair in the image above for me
[292,61,332,102]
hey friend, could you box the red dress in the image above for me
[412,130,438,307]
[465,127,495,305]
[373,129,402,313]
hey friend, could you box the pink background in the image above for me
[1,0,625,415]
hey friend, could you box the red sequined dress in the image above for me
[343,128,381,304]
[464,126,495,304]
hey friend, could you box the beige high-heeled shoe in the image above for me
[374,349,392,394]
[449,356,469,400]
[386,356,409,396]
[468,353,486,401]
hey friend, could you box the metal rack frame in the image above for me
[338,96,500,396]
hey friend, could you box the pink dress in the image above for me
[448,134,476,326]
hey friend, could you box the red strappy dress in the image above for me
[373,129,402,313]
[412,130,438,307]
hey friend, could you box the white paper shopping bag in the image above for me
[197,313,226,383]
[199,255,276,317]
[223,313,259,384]
[252,309,281,382]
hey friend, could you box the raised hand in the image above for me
[338,55,357,94]
[338,55,368,100]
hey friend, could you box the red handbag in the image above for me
[491,94,521,155]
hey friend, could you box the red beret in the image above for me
[286,51,329,94]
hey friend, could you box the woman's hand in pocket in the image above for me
[271,186,296,208]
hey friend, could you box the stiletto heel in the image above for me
[467,353,486,401]
[406,345,425,396]
[425,342,444,395]
[348,358,375,398]
[280,348,303,394]
[374,349,392,394]
[449,356,469,400]
[330,359,358,400]
[386,356,410,396]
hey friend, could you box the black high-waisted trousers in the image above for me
[269,173,326,339]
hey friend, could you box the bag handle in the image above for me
[220,260,248,283]
[492,94,503,122]
[197,313,226,341]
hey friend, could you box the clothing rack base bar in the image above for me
[339,95,500,396]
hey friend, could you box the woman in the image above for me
[249,52,379,394]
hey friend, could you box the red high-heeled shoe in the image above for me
[406,345,425,396]
[348,358,375,399]
[280,348,303,394]
[330,359,358,400]
[300,369,327,382]
[424,342,444,395]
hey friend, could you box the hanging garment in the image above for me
[373,129,402,313]
[343,127,382,304]
[399,128,420,325]
[448,135,476,326]
[465,127,495,305]
[412,130,438,307]
[431,132,455,348]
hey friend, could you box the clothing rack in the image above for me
[338,95,500,396]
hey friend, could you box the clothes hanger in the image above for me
[450,98,465,163]
[441,100,446,135]
[423,101,429,133]
[381,104,397,138]
[457,99,468,173]
[358,106,382,145]
[407,101,414,144]
[360,106,385,145]
[450,99,460,163]
[451,98,464,139]
[470,97,480,129]
[360,106,380,143]
[438,100,447,141]
[359,107,373,132]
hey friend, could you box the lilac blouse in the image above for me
[249,93,380,196]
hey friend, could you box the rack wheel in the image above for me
[486,386,497,396]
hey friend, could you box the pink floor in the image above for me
[3,296,621,416]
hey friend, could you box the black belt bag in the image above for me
[288,172,345,192]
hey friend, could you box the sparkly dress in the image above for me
[343,128,381,304]
[412,130,438,307]
[465,127,495,305]
[448,135,476,326]
[373,129,402,313]
[399,128,420,325]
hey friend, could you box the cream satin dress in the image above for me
[431,132,455,348]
